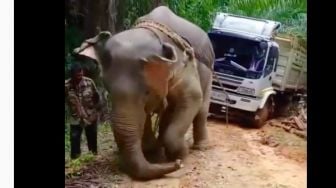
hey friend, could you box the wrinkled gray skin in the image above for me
[77,6,214,180]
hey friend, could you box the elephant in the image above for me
[73,6,215,180]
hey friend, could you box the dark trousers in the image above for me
[70,123,98,159]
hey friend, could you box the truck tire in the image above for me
[251,99,273,128]
[273,93,291,117]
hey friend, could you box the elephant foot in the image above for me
[192,139,209,151]
[166,145,189,162]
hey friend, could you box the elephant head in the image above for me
[76,30,191,179]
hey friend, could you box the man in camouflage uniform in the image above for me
[65,63,100,159]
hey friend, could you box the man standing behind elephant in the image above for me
[65,63,100,159]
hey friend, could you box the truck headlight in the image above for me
[237,86,255,95]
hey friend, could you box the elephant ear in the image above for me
[140,43,178,98]
[73,31,112,64]
[85,31,112,44]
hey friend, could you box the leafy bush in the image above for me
[224,0,307,39]
[164,0,227,31]
[65,25,84,79]
[163,0,306,39]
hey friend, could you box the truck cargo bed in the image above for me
[273,36,307,92]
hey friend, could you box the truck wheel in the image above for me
[273,94,291,117]
[251,100,272,128]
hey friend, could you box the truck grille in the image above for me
[212,82,238,90]
[212,72,243,90]
[212,88,257,99]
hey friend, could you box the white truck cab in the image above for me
[208,13,306,127]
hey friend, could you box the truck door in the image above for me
[264,46,278,78]
[257,44,279,94]
[266,45,279,79]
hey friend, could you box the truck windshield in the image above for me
[210,34,266,79]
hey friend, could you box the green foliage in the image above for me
[121,0,155,29]
[100,121,112,132]
[161,0,306,39]
[223,0,307,39]
[65,26,83,57]
[164,0,227,31]
[119,0,227,31]
[71,153,95,165]
[156,0,306,40]
[65,153,96,177]
[65,25,84,79]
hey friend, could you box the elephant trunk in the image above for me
[111,112,181,180]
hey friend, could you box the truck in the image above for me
[208,13,307,128]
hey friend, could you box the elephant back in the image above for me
[141,6,215,69]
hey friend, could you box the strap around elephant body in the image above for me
[132,18,193,53]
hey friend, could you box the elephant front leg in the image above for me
[162,97,203,161]
[142,114,166,163]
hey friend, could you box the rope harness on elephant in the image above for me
[133,18,193,54]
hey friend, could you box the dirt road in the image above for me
[65,118,307,188]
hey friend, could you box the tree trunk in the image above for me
[81,0,118,38]
[103,0,118,34]
[116,0,126,32]
[84,0,100,38]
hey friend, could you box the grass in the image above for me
[65,153,95,178]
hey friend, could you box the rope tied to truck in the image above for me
[212,73,230,125]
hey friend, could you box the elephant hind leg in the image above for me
[192,70,211,150]
[191,107,209,150]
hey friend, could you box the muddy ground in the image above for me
[65,118,307,188]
